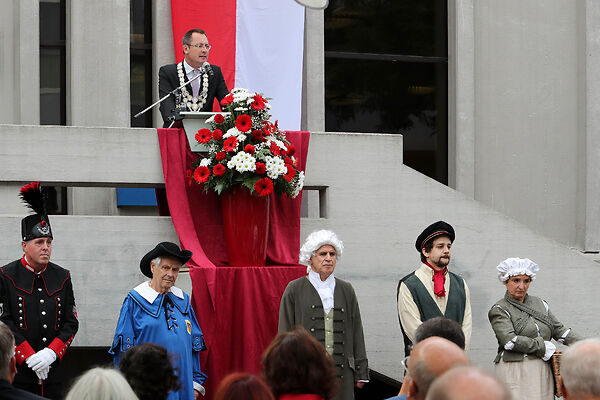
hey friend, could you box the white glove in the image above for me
[542,340,556,361]
[25,348,57,372]
[34,365,51,380]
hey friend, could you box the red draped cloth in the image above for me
[157,128,309,398]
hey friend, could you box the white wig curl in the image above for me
[299,230,343,265]
[496,257,539,282]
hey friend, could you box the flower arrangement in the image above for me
[190,88,305,198]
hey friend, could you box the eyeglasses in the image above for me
[400,356,410,377]
[186,43,211,50]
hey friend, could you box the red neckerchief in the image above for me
[425,262,447,297]
[20,255,47,275]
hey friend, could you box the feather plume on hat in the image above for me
[19,181,49,215]
[19,181,53,241]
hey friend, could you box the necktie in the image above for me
[191,69,200,97]
[426,263,447,297]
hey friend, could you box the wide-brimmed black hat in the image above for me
[415,221,455,252]
[19,182,53,241]
[139,242,192,278]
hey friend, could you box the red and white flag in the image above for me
[170,0,305,130]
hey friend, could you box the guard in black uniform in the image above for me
[0,182,79,399]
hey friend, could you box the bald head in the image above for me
[561,338,600,399]
[425,366,511,400]
[407,337,469,400]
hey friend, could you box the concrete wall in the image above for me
[0,0,40,125]
[1,125,598,380]
[449,1,600,251]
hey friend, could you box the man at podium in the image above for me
[159,28,228,128]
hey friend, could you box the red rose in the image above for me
[254,177,274,196]
[216,151,226,161]
[221,94,233,106]
[284,157,292,165]
[212,129,223,140]
[235,114,253,132]
[255,162,266,175]
[213,164,226,176]
[223,137,238,152]
[214,114,225,124]
[193,166,211,183]
[284,164,296,182]
[286,144,296,157]
[270,142,281,156]
[244,144,255,154]
[251,94,267,111]
[251,129,264,141]
[195,128,212,144]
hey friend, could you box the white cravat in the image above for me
[308,269,336,314]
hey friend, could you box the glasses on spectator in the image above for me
[187,43,211,50]
[400,356,410,378]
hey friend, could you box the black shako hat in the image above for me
[140,242,192,278]
[20,182,53,242]
[415,221,455,252]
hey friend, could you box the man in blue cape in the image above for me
[110,242,207,399]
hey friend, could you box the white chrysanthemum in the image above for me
[291,171,305,199]
[224,127,241,138]
[234,107,249,112]
[273,139,286,150]
[237,134,247,142]
[199,158,212,167]
[265,156,286,179]
[227,151,257,173]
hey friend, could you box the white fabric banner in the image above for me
[235,0,305,131]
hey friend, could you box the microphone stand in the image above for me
[133,70,205,127]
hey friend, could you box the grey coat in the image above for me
[488,292,583,362]
[279,276,369,400]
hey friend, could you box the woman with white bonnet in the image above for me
[278,230,369,400]
[488,258,583,400]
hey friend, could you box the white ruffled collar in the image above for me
[133,281,184,304]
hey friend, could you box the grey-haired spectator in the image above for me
[0,321,47,399]
[560,338,600,400]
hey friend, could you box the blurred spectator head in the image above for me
[119,343,180,400]
[262,327,339,399]
[65,367,138,400]
[414,317,465,349]
[0,321,16,382]
[425,365,511,400]
[214,372,275,400]
[561,338,600,399]
[407,337,469,400]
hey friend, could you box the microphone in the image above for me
[202,61,214,76]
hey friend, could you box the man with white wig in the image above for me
[488,257,583,400]
[278,230,369,400]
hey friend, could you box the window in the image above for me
[325,0,448,184]
[40,0,66,125]
[130,0,153,128]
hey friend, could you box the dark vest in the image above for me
[396,271,466,355]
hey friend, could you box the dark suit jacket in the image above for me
[158,62,229,127]
[0,379,48,399]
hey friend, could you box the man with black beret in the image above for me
[396,221,471,356]
[109,242,207,399]
[0,182,79,399]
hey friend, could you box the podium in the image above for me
[181,111,230,152]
